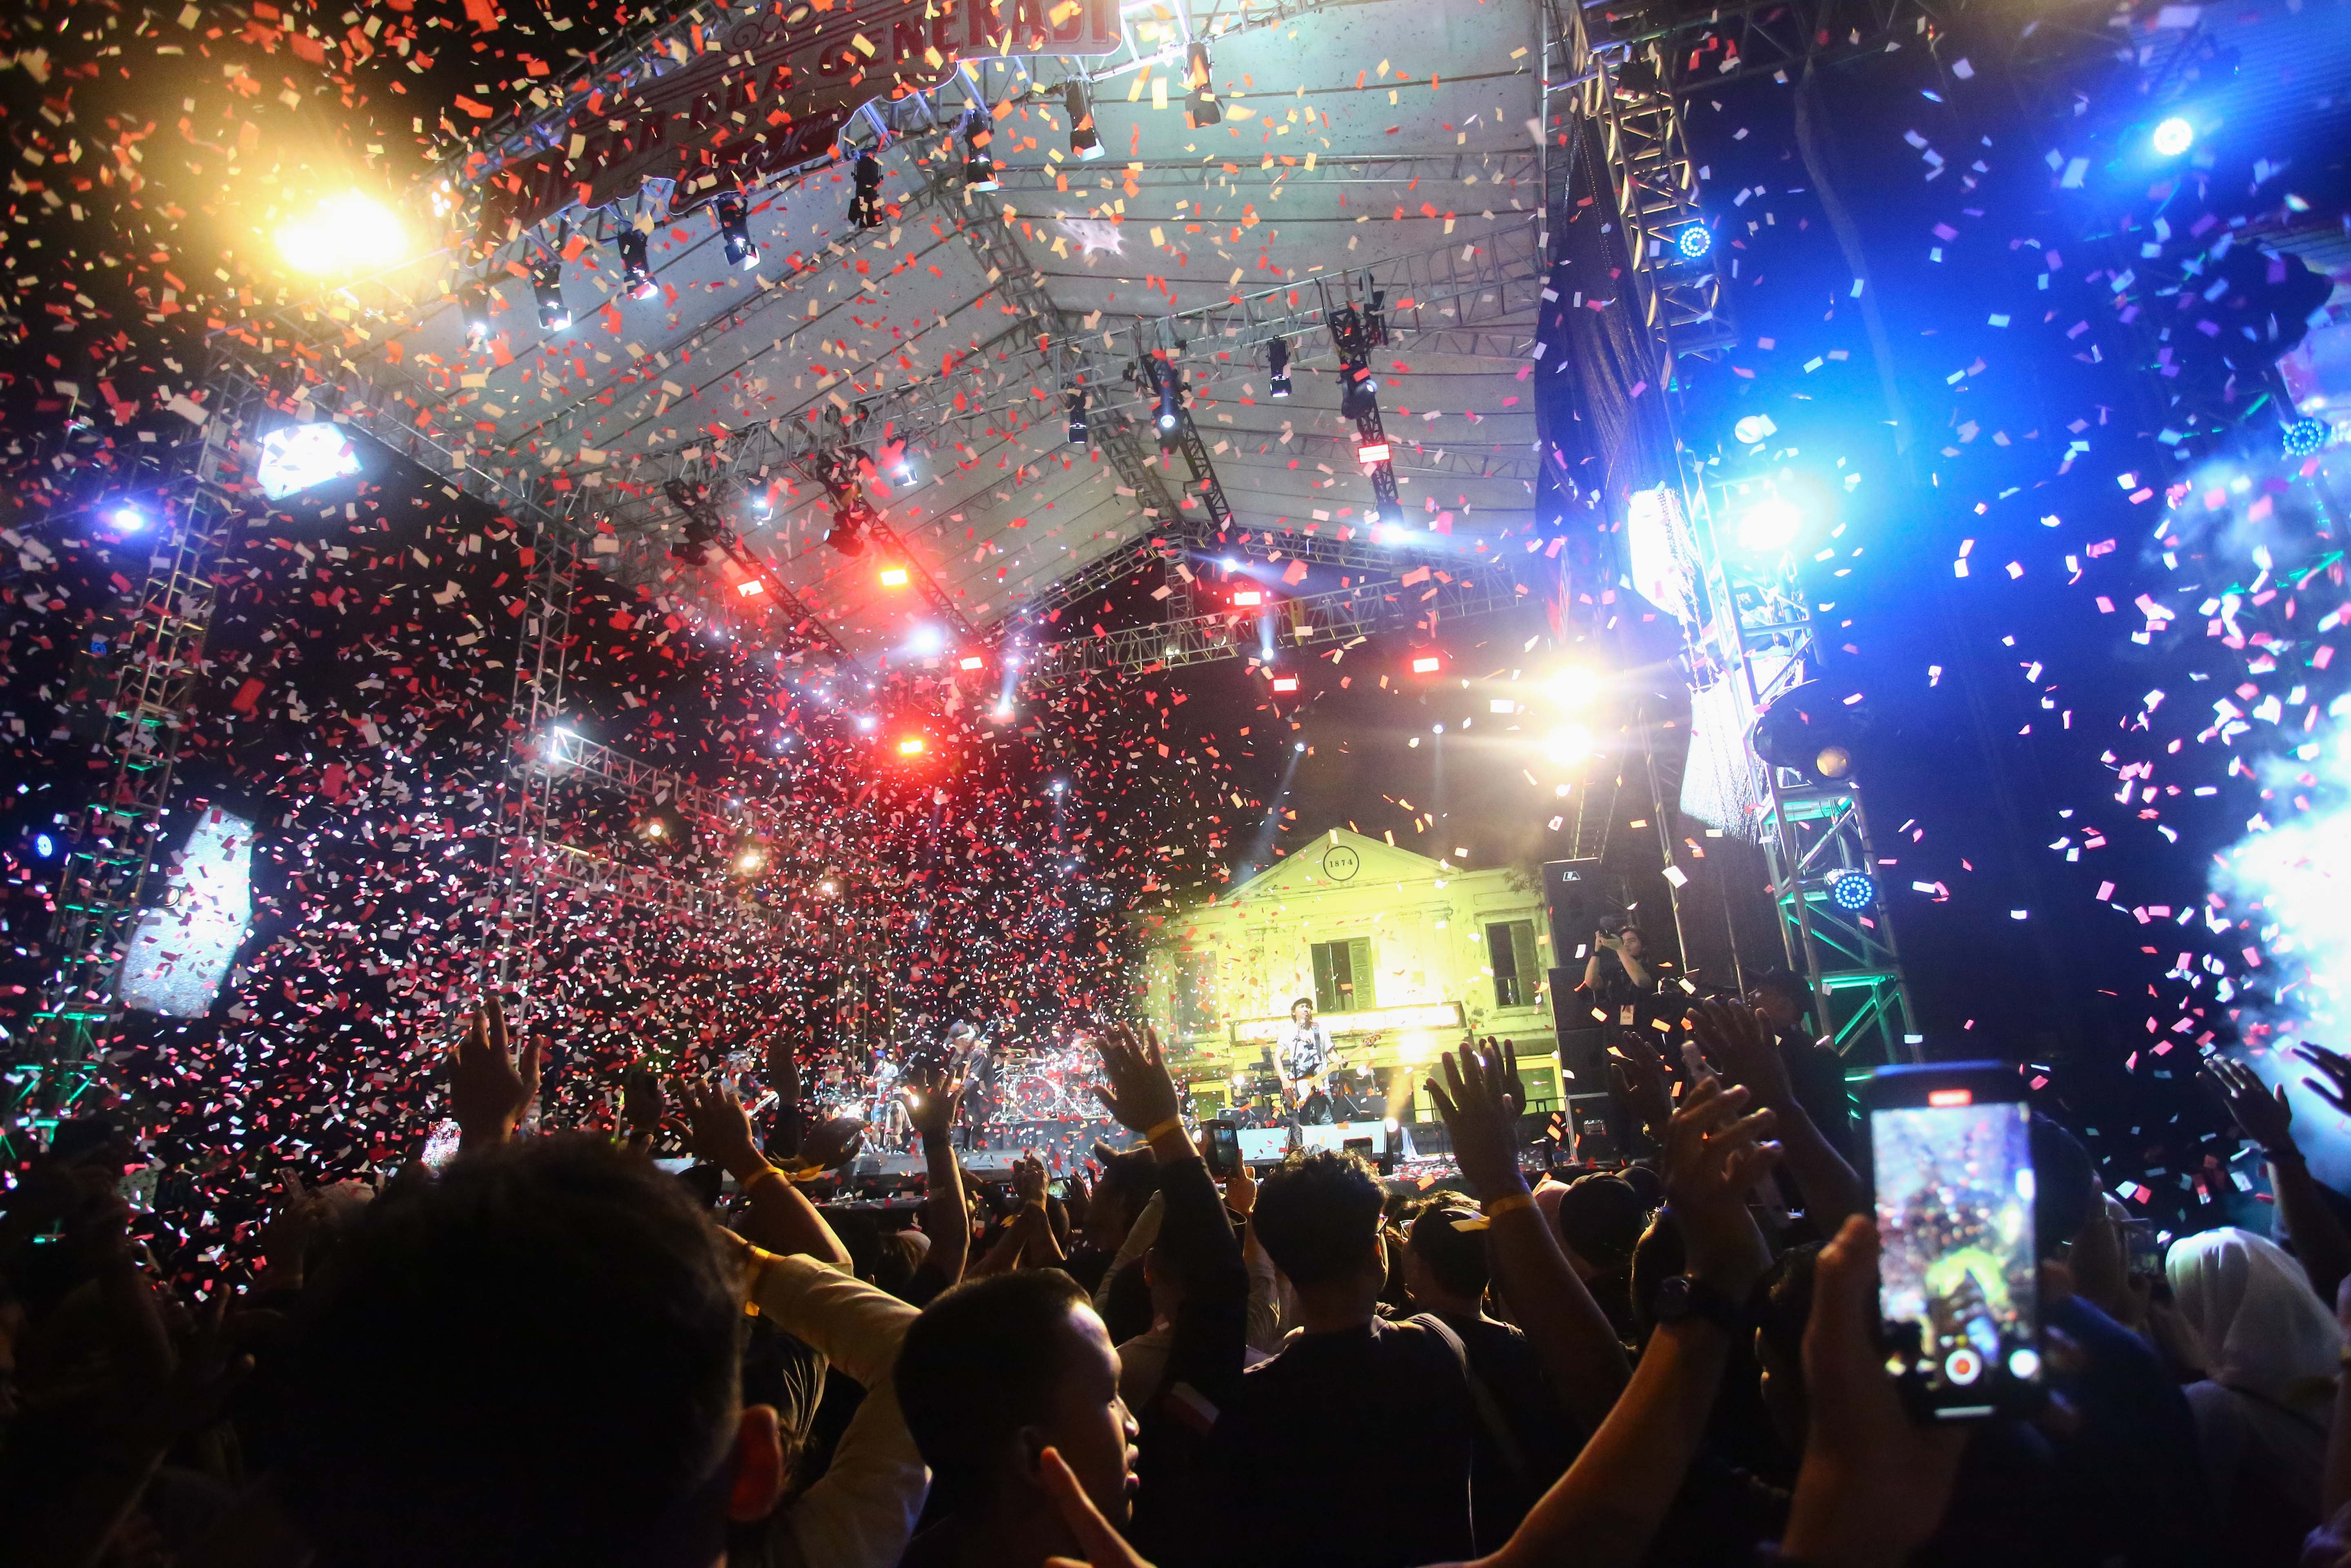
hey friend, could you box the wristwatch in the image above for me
[1653,1274,1747,1335]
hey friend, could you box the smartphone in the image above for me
[1202,1119,1242,1178]
[1864,1061,2041,1421]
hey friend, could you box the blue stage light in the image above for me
[1676,225,1712,260]
[2284,417,2328,458]
[2152,117,2195,157]
[1828,867,1877,911]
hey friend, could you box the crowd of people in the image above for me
[9,996,2351,1568]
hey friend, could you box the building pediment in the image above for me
[1225,829,1445,903]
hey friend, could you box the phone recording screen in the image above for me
[1871,1094,2040,1415]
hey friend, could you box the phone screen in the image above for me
[1204,1120,1242,1178]
[1870,1088,2040,1419]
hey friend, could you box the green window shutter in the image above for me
[1347,937,1374,1011]
[1311,942,1339,1014]
[1511,922,1540,1003]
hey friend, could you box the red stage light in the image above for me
[1271,675,1300,693]
[896,736,927,757]
[958,654,985,671]
[1411,654,1443,675]
[1357,441,1391,463]
[1232,588,1265,607]
[878,565,911,588]
[736,579,766,597]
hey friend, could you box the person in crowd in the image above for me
[1577,925,1657,1025]
[2166,1226,2340,1563]
[1552,1172,1647,1342]
[1744,969,1859,1162]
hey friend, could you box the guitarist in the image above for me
[1277,996,1338,1129]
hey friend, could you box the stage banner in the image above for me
[473,0,1125,242]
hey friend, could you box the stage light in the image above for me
[532,261,570,331]
[734,845,768,875]
[963,116,998,193]
[1268,338,1292,397]
[1752,679,1871,784]
[277,191,406,276]
[878,565,911,588]
[1340,366,1379,421]
[1271,674,1300,693]
[1735,493,1802,552]
[1827,866,1877,911]
[850,150,886,229]
[34,832,56,858]
[2152,116,2195,157]
[1733,412,1777,444]
[716,191,760,270]
[1675,224,1712,260]
[1410,652,1444,676]
[897,735,927,757]
[1232,588,1265,608]
[2284,417,2329,457]
[1145,356,1183,439]
[827,506,867,556]
[907,624,946,655]
[1064,80,1104,161]
[460,282,492,350]
[256,423,362,501]
[1067,386,1089,446]
[1816,744,1853,779]
[109,504,145,531]
[618,228,659,300]
[1546,666,1603,709]
[1357,441,1391,464]
[1186,42,1220,127]
[1543,724,1594,764]
[959,654,985,671]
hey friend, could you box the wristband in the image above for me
[1482,1190,1535,1220]
[740,1166,787,1194]
[1143,1116,1185,1144]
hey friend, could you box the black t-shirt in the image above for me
[1210,1317,1476,1568]
[1432,1311,1584,1554]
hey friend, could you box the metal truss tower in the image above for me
[8,360,270,1152]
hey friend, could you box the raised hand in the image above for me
[255,1173,322,1289]
[677,1077,764,1178]
[1085,1023,1183,1140]
[449,996,540,1151]
[1780,1216,1969,1564]
[1689,998,1795,1109]
[903,1062,965,1144]
[2295,1042,2351,1116]
[1607,1028,1676,1140]
[1660,1044,1780,1299]
[2203,1056,2297,1158]
[1224,1163,1257,1218]
[1039,1445,1155,1568]
[1427,1040,1530,1201]
[1016,1153,1050,1208]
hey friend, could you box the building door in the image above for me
[1486,919,1540,1009]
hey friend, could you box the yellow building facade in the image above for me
[1138,828,1565,1121]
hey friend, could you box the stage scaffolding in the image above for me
[1540,0,1922,1063]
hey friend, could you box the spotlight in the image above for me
[532,261,570,332]
[276,190,406,276]
[716,191,760,270]
[1735,493,1802,552]
[1066,386,1089,446]
[1675,224,1712,260]
[2152,116,2195,157]
[827,505,868,556]
[958,654,986,671]
[2284,417,2329,457]
[460,282,492,349]
[849,150,886,229]
[1546,666,1603,709]
[734,845,768,875]
[109,504,145,531]
[963,116,998,193]
[1543,725,1593,764]
[33,832,56,859]
[1145,356,1183,443]
[1751,680,1870,785]
[1185,42,1220,127]
[878,565,911,588]
[1409,650,1444,676]
[1356,441,1391,464]
[618,228,659,300]
[1231,588,1266,608]
[896,735,927,757]
[634,807,686,851]
[1732,412,1777,445]
[1270,674,1300,693]
[1267,337,1292,397]
[1826,867,1877,911]
[1065,80,1104,161]
[1340,365,1379,421]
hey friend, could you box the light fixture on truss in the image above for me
[532,259,570,332]
[618,227,660,301]
[1185,42,1220,128]
[850,150,887,229]
[1064,80,1104,161]
[1268,337,1292,397]
[962,112,998,193]
[716,190,760,270]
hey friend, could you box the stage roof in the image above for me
[286,0,1553,666]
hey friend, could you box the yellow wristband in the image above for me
[1144,1116,1185,1144]
[1482,1191,1535,1220]
[741,1166,787,1194]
